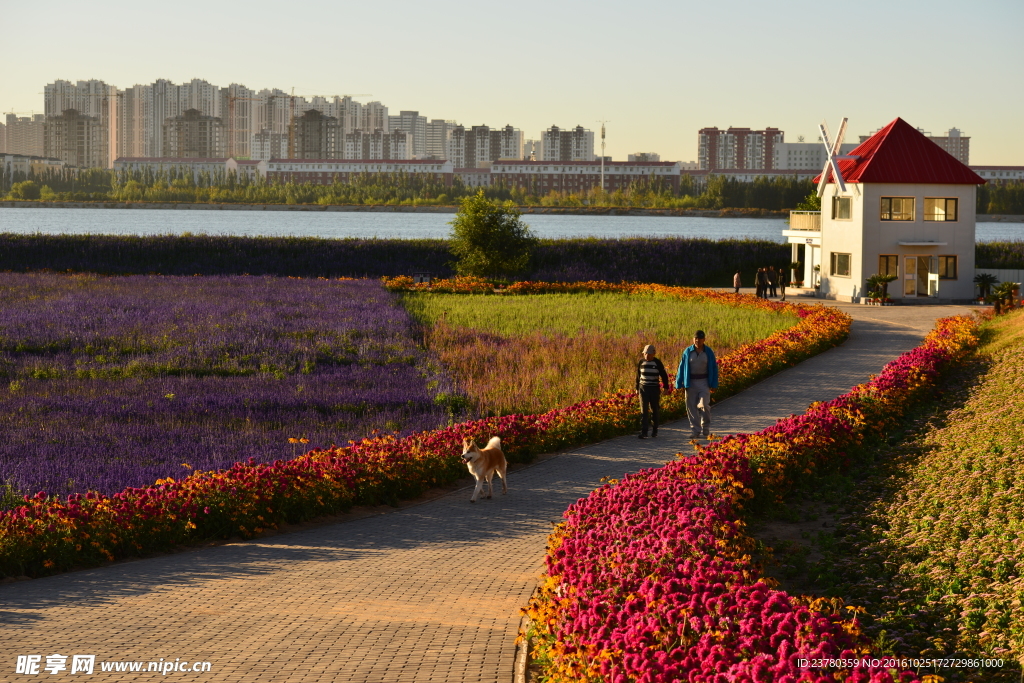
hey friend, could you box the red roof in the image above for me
[815,117,984,185]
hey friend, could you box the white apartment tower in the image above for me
[425,119,457,160]
[44,80,119,167]
[388,111,427,158]
[540,125,595,162]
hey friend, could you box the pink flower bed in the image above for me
[525,316,979,681]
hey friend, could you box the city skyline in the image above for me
[1,0,1022,165]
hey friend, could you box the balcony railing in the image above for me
[788,210,821,232]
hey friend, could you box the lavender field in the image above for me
[0,274,460,502]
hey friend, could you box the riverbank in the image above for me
[0,200,787,218]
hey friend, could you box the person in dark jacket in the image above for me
[674,330,719,439]
[755,268,768,298]
[767,266,778,298]
[635,344,670,439]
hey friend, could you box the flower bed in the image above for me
[0,283,850,579]
[523,316,979,681]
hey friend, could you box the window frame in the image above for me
[938,255,958,280]
[830,252,852,278]
[880,196,915,221]
[878,254,898,278]
[924,197,959,222]
[831,195,852,221]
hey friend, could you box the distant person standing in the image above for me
[767,266,778,298]
[733,271,741,294]
[635,344,670,439]
[675,330,719,439]
[756,268,768,299]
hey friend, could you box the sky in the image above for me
[2,0,1022,165]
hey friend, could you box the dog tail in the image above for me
[486,436,501,451]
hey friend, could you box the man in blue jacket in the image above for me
[675,330,718,439]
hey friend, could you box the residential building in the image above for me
[43,79,119,166]
[448,124,523,168]
[540,125,594,162]
[265,159,452,185]
[490,160,681,193]
[772,141,858,171]
[861,126,969,165]
[388,111,427,158]
[0,121,5,153]
[225,158,265,181]
[425,119,457,160]
[113,157,228,180]
[162,109,225,158]
[456,168,491,187]
[291,109,342,159]
[698,127,783,171]
[43,109,108,169]
[250,130,287,162]
[0,153,66,177]
[360,102,389,134]
[970,166,1024,184]
[628,153,660,162]
[5,115,46,158]
[342,129,411,160]
[792,117,984,304]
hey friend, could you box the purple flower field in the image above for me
[0,274,460,500]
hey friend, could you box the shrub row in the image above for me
[523,315,979,681]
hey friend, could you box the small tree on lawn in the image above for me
[449,190,538,279]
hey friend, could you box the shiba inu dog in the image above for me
[461,436,507,503]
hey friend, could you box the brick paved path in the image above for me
[0,302,977,683]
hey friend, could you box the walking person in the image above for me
[767,266,778,298]
[635,344,670,439]
[733,271,741,294]
[675,330,718,439]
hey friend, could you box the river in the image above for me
[0,207,1021,242]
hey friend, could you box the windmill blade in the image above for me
[831,117,848,155]
[830,155,847,193]
[816,159,831,198]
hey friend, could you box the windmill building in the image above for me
[785,117,984,304]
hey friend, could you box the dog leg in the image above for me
[498,464,507,494]
[485,473,494,499]
[470,477,484,503]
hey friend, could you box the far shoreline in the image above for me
[0,200,787,219]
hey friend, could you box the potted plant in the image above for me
[974,272,998,302]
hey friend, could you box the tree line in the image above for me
[3,164,1021,213]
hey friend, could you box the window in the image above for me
[832,196,852,220]
[881,197,915,221]
[938,255,958,279]
[924,198,958,221]
[830,252,851,277]
[879,255,898,277]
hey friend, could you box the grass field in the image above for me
[401,292,798,416]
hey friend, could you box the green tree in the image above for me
[449,190,537,278]
[794,191,821,211]
[8,180,41,200]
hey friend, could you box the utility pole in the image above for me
[596,120,610,196]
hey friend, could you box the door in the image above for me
[928,256,940,297]
[904,256,917,296]
[917,256,930,296]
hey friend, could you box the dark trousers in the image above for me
[639,385,661,435]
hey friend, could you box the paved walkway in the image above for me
[0,302,977,683]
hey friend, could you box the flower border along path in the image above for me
[522,316,979,682]
[0,282,850,580]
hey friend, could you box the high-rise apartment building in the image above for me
[291,109,342,159]
[447,125,523,168]
[162,109,225,158]
[772,141,858,170]
[43,109,108,169]
[425,119,457,160]
[250,130,287,161]
[388,111,427,158]
[628,153,660,162]
[698,127,783,171]
[360,102,389,134]
[522,139,541,161]
[540,125,594,162]
[44,80,119,166]
[0,122,6,153]
[5,114,46,157]
[343,130,411,160]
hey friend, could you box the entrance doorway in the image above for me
[903,256,939,297]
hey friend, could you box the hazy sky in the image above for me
[2,0,1022,164]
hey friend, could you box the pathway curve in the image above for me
[0,302,977,683]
